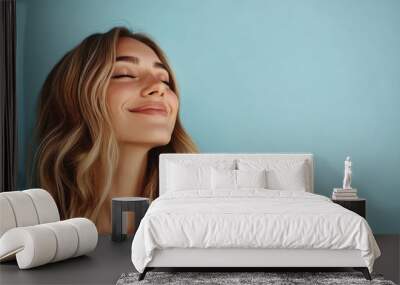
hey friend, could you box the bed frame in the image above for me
[139,153,371,280]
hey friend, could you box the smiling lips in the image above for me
[129,103,168,117]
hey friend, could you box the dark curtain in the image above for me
[0,0,17,192]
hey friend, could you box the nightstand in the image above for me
[332,198,366,218]
[111,197,150,242]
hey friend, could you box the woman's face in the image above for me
[106,37,179,147]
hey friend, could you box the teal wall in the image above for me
[16,0,400,234]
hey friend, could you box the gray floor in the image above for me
[0,235,399,285]
[374,235,400,284]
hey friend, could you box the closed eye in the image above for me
[112,74,137,79]
[112,74,170,86]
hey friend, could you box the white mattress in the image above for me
[131,189,380,273]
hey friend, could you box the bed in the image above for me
[131,153,380,280]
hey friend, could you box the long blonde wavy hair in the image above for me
[33,26,198,221]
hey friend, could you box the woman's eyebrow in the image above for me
[153,62,168,72]
[116,55,139,64]
[116,55,168,72]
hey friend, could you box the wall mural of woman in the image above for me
[33,26,198,234]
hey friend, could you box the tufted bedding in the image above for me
[131,189,380,273]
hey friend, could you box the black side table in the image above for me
[332,198,366,218]
[112,197,150,242]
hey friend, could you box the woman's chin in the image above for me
[121,135,172,148]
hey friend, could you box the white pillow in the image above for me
[166,159,236,192]
[167,163,212,191]
[237,169,267,188]
[267,166,307,191]
[211,168,268,190]
[237,159,309,191]
[211,168,236,190]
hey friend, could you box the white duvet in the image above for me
[131,189,380,273]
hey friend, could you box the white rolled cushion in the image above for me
[0,218,97,269]
[23,189,60,223]
[236,169,267,188]
[0,226,57,269]
[64,218,98,257]
[167,162,212,191]
[238,159,308,191]
[42,221,79,262]
[211,168,236,190]
[0,196,17,237]
[0,191,39,227]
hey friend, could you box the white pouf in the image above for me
[0,189,98,269]
[0,218,97,269]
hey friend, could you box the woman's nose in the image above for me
[141,78,165,97]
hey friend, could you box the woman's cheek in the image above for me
[169,93,179,116]
[106,92,120,118]
[107,84,130,110]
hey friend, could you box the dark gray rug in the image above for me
[116,271,396,285]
